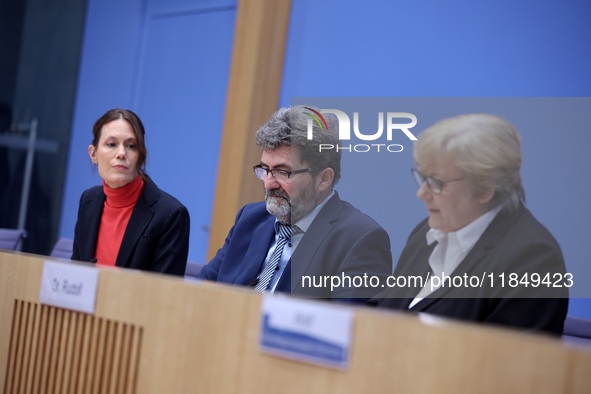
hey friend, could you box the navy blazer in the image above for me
[199,192,393,301]
[372,204,568,336]
[72,179,190,276]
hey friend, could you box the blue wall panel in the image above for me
[280,0,591,318]
[60,0,236,263]
[135,8,235,262]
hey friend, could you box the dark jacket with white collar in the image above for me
[371,204,568,336]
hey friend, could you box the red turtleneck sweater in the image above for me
[95,176,144,266]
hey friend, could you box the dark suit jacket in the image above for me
[199,193,392,301]
[72,180,190,276]
[372,204,568,336]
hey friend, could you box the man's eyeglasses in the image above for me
[253,165,315,182]
[411,168,463,195]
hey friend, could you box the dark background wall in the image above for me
[0,0,25,105]
[0,0,86,254]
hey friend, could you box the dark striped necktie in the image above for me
[254,222,294,292]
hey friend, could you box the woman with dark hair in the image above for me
[72,109,190,276]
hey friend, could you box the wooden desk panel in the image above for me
[1,251,590,393]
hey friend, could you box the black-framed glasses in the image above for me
[253,165,315,182]
[411,168,463,195]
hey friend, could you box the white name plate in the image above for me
[39,261,99,314]
[260,295,353,369]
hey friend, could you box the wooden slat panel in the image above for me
[61,311,76,393]
[20,301,36,393]
[94,320,107,394]
[127,326,142,394]
[76,313,92,394]
[38,305,55,394]
[3,300,20,394]
[69,312,83,394]
[14,300,27,394]
[108,322,123,394]
[47,307,63,393]
[30,305,44,392]
[99,320,114,394]
[2,300,142,394]
[26,303,42,394]
[85,314,99,394]
[117,325,131,394]
[54,308,68,393]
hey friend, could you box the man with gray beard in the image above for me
[198,106,392,301]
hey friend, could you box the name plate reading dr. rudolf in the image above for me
[39,261,99,314]
[260,295,353,369]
